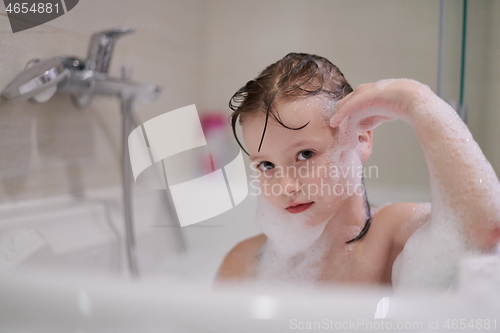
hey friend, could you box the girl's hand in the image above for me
[333,79,500,250]
[330,79,429,147]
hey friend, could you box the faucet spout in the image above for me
[85,27,134,74]
[93,74,161,102]
[1,57,67,103]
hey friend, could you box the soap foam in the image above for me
[255,237,327,288]
[253,193,330,287]
[322,79,500,291]
[324,145,364,200]
[391,80,500,291]
[320,98,338,125]
[375,78,419,92]
[374,79,397,91]
[254,194,327,257]
[252,142,366,286]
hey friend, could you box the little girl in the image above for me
[216,53,500,289]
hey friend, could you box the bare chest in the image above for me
[250,238,394,286]
[318,247,391,284]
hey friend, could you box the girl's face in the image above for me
[242,96,371,227]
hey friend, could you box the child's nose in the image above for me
[280,175,301,196]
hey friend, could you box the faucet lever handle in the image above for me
[85,27,134,74]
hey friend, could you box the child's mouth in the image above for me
[286,202,314,214]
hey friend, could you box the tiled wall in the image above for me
[1,0,498,205]
[0,0,205,203]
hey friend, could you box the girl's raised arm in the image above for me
[330,79,500,251]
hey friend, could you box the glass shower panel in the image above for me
[439,0,467,118]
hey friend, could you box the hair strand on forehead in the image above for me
[229,52,352,155]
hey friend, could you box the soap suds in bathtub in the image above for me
[390,81,500,291]
[322,79,500,291]
[320,81,499,291]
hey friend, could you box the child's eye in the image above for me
[297,150,314,161]
[258,161,275,171]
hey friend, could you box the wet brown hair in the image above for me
[229,52,353,155]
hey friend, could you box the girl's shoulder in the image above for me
[367,202,431,283]
[215,234,267,282]
[371,202,431,249]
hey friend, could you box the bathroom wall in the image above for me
[0,0,206,203]
[1,0,498,206]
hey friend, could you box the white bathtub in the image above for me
[0,186,499,332]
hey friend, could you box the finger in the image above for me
[338,117,358,147]
[331,86,379,128]
[330,92,354,128]
[337,113,392,147]
[357,115,394,131]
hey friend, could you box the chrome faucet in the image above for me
[1,57,67,103]
[0,28,172,279]
[1,27,161,107]
[85,27,134,74]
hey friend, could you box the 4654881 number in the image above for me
[5,2,59,14]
